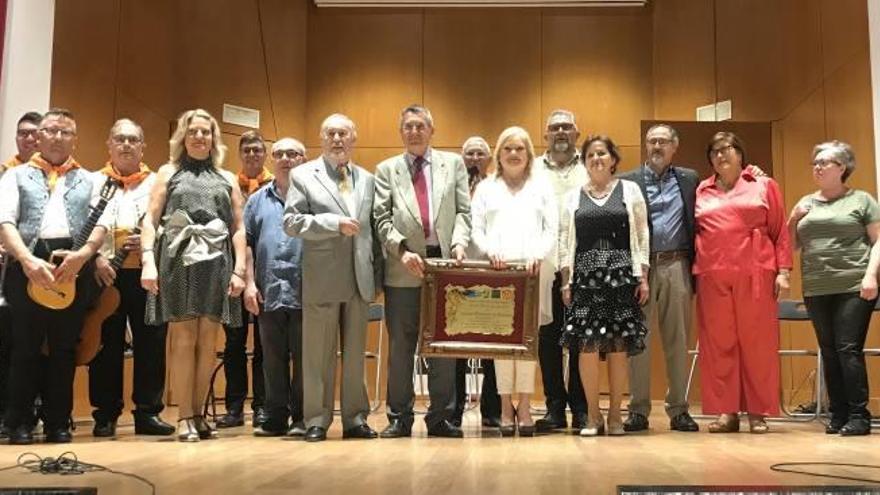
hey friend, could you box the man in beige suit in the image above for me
[374,105,471,438]
[283,114,381,442]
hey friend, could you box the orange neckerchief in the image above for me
[100,162,151,189]
[28,153,80,192]
[237,167,274,196]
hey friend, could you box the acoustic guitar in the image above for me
[27,177,119,310]
[76,217,144,366]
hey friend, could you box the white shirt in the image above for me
[92,170,156,258]
[532,152,588,269]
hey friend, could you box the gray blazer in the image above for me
[283,157,381,304]
[619,164,699,259]
[373,149,471,288]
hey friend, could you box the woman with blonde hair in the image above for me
[470,126,557,437]
[141,109,246,441]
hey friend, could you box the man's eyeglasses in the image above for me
[111,134,143,145]
[16,129,38,139]
[39,127,76,139]
[241,146,265,156]
[647,138,672,147]
[272,149,304,160]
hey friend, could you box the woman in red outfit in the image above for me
[694,132,792,434]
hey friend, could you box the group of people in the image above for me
[0,103,875,445]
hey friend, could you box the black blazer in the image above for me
[618,164,699,260]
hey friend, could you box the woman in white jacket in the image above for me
[471,126,557,437]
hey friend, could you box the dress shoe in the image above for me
[193,416,218,439]
[177,418,199,442]
[708,414,740,433]
[427,420,464,438]
[481,416,501,428]
[304,426,327,442]
[670,412,699,432]
[0,423,8,440]
[379,419,411,438]
[623,412,649,432]
[92,420,117,438]
[535,412,567,432]
[825,417,848,434]
[571,412,589,431]
[215,413,244,428]
[45,428,73,443]
[252,408,268,428]
[253,425,286,437]
[342,424,378,440]
[748,415,769,434]
[8,425,34,445]
[286,422,307,437]
[134,415,175,436]
[839,419,871,436]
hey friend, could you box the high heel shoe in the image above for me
[499,423,516,437]
[516,406,535,437]
[177,418,199,442]
[579,415,605,437]
[607,416,625,436]
[193,416,218,440]
[708,414,740,433]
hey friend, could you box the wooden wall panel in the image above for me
[306,7,423,149]
[542,10,653,147]
[651,0,715,120]
[820,0,870,80]
[259,0,309,142]
[825,53,876,192]
[424,9,541,148]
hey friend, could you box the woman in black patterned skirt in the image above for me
[560,135,650,437]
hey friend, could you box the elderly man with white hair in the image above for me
[244,137,308,437]
[284,115,382,442]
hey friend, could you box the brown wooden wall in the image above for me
[50,0,875,417]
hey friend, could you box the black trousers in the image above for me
[538,273,587,416]
[454,358,500,421]
[804,291,876,422]
[88,268,168,422]
[257,308,304,430]
[223,300,265,415]
[0,303,10,420]
[4,239,93,431]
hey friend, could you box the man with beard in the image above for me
[217,130,270,428]
[618,124,700,433]
[532,109,589,433]
[452,136,500,428]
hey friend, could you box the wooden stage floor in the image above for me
[0,404,877,494]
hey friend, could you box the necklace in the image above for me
[586,180,615,199]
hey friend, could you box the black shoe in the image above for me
[286,422,307,437]
[452,416,463,427]
[343,424,378,440]
[216,413,244,428]
[8,425,33,445]
[193,416,219,439]
[45,428,73,443]
[623,412,649,432]
[571,412,589,431]
[304,426,326,442]
[379,419,411,438]
[670,412,699,432]
[535,412,567,432]
[253,425,286,437]
[427,420,464,438]
[481,417,501,428]
[826,417,848,434]
[0,423,8,440]
[134,415,175,436]
[252,408,268,428]
[839,419,871,436]
[92,420,117,438]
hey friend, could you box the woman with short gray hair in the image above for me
[788,140,880,436]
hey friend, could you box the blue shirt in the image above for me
[244,181,303,311]
[642,164,689,253]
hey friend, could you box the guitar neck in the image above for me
[72,197,109,251]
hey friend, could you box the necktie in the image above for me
[412,156,430,240]
[337,164,350,192]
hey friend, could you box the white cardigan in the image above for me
[559,178,650,287]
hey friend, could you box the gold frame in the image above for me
[418,259,540,360]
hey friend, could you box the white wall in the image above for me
[0,0,54,162]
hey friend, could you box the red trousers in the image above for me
[696,270,780,416]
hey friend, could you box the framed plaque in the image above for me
[418,259,539,360]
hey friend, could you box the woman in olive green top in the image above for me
[788,140,880,436]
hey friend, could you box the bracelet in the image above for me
[232,271,245,281]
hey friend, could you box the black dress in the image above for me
[559,183,647,357]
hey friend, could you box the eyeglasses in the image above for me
[647,138,672,147]
[39,127,76,139]
[547,123,576,133]
[16,129,38,139]
[241,146,265,156]
[402,122,428,133]
[812,159,842,169]
[111,134,143,145]
[711,144,736,156]
[272,149,304,160]
[186,128,212,138]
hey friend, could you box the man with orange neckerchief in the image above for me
[0,108,109,444]
[88,118,174,439]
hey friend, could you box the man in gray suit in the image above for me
[374,104,470,438]
[618,123,700,433]
[283,114,381,442]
